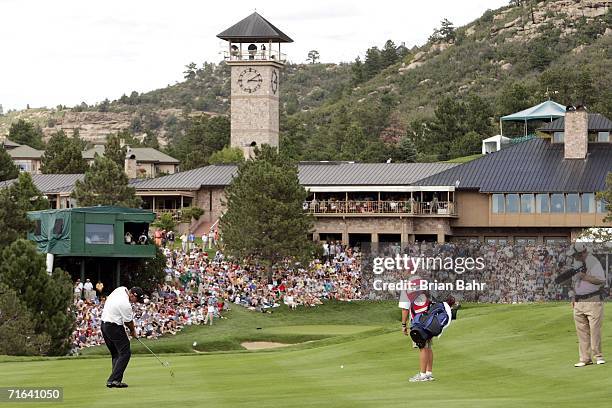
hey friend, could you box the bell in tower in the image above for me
[217,12,293,159]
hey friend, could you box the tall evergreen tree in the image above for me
[72,155,141,207]
[363,47,382,80]
[221,145,314,277]
[11,172,49,212]
[0,240,74,355]
[104,132,127,168]
[0,172,49,248]
[439,18,456,42]
[8,119,44,149]
[0,146,18,181]
[381,40,399,68]
[0,284,51,355]
[41,130,88,174]
[397,136,417,163]
[351,56,365,85]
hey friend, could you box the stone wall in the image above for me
[313,216,452,243]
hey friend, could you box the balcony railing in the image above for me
[303,200,457,216]
[152,209,181,220]
[223,50,287,63]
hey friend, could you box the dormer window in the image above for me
[552,132,564,143]
[597,131,610,142]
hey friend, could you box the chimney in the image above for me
[124,147,137,178]
[564,105,588,160]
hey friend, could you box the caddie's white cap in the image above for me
[567,242,590,256]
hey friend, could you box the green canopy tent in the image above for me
[28,206,156,285]
[500,100,566,136]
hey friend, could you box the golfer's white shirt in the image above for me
[101,286,133,325]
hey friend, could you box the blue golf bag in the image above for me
[409,302,450,348]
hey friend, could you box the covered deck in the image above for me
[138,190,196,220]
[303,186,457,217]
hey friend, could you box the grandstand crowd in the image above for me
[70,241,361,352]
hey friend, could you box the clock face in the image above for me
[237,68,262,93]
[271,69,278,94]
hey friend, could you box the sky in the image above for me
[0,0,508,111]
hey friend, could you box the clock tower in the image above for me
[217,13,293,158]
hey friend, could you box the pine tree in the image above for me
[363,47,382,80]
[72,155,141,207]
[11,172,49,211]
[0,146,18,181]
[439,18,456,42]
[0,284,51,355]
[351,57,364,85]
[220,145,314,277]
[104,132,127,168]
[41,130,88,174]
[0,188,32,247]
[0,172,49,248]
[381,40,399,68]
[398,136,417,163]
[8,119,45,149]
[0,240,74,355]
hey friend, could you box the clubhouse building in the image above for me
[2,14,610,246]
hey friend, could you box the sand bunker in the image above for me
[241,341,291,350]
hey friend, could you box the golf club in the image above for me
[136,337,175,378]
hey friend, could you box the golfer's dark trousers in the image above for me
[101,321,131,383]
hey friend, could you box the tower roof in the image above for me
[217,12,293,43]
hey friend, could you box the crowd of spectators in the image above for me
[363,241,610,303]
[70,241,362,352]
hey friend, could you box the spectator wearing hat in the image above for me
[84,279,94,301]
[74,279,83,300]
[568,243,606,367]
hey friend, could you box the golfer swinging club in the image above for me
[101,286,145,388]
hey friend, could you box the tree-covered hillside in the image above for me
[1,0,610,164]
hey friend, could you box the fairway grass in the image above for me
[1,302,610,407]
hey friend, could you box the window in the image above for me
[597,131,610,142]
[53,219,64,235]
[553,132,564,143]
[85,224,114,245]
[520,194,534,213]
[581,193,595,213]
[545,237,568,244]
[34,220,42,236]
[536,194,549,213]
[515,237,537,245]
[566,194,580,213]
[550,194,565,213]
[14,160,31,172]
[486,237,508,245]
[492,194,505,213]
[597,200,607,214]
[506,194,519,213]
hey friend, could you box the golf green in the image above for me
[0,302,609,407]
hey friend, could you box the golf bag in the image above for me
[554,264,586,284]
[409,302,451,348]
